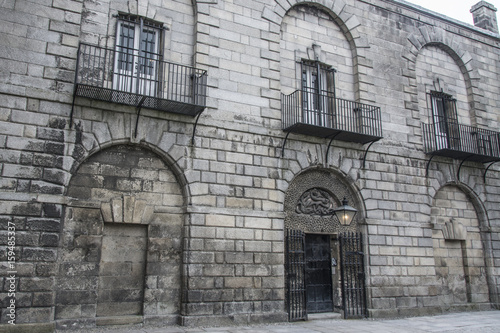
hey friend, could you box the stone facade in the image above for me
[0,0,499,331]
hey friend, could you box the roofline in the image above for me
[381,0,500,40]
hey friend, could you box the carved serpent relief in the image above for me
[296,188,335,216]
[285,170,359,233]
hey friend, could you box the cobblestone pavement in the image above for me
[60,311,500,333]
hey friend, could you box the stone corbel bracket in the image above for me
[434,218,467,241]
[101,195,154,224]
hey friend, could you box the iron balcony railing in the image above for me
[74,43,207,116]
[281,89,383,144]
[422,121,500,163]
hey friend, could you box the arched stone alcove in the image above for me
[56,144,184,328]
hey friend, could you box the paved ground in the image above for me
[61,310,500,333]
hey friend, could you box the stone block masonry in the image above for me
[0,0,499,330]
[56,145,185,328]
[181,210,286,326]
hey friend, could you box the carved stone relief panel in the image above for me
[284,169,360,233]
[296,188,336,216]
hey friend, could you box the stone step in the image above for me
[308,312,343,321]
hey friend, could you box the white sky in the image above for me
[403,0,500,25]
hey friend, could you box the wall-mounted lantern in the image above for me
[334,197,357,226]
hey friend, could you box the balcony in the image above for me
[423,122,500,180]
[281,89,383,144]
[422,122,500,163]
[72,43,207,118]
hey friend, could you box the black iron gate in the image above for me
[305,234,333,313]
[339,232,367,319]
[285,229,307,321]
[286,230,367,321]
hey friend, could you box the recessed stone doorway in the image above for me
[97,223,148,318]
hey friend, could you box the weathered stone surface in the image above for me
[0,0,499,329]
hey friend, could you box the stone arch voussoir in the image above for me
[66,138,191,206]
[431,181,488,229]
[262,0,364,55]
[284,166,366,227]
[403,26,477,118]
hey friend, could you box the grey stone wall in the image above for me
[0,0,499,330]
[56,145,183,328]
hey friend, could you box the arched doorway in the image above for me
[431,185,490,308]
[283,169,366,320]
[56,145,184,327]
